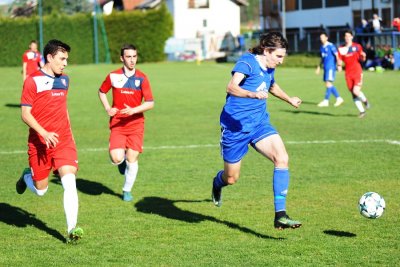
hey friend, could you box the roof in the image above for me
[135,0,162,9]
[135,0,249,10]
[232,0,249,6]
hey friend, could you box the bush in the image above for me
[104,5,172,63]
[0,5,173,67]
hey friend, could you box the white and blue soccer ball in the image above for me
[359,192,385,219]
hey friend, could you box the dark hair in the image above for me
[344,30,354,36]
[320,32,328,37]
[30,40,37,44]
[120,44,137,57]
[250,31,288,55]
[43,39,70,64]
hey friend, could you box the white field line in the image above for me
[0,139,398,155]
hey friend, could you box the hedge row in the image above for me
[105,5,173,63]
[0,5,173,67]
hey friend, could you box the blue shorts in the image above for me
[323,68,336,82]
[220,122,278,163]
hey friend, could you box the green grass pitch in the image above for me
[0,61,399,266]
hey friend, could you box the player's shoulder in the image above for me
[327,42,337,48]
[237,52,256,63]
[110,68,124,75]
[134,68,148,78]
[355,42,363,49]
[28,69,44,79]
[235,52,257,69]
[23,70,42,87]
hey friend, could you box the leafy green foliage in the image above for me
[104,4,173,63]
[0,5,172,66]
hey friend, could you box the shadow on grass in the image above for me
[282,109,355,117]
[299,100,318,106]
[135,196,285,240]
[51,177,121,199]
[0,203,65,242]
[5,103,20,108]
[323,230,357,237]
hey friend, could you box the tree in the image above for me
[42,0,64,15]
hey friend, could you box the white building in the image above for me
[260,0,400,52]
[162,0,248,60]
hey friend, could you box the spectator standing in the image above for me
[372,14,382,33]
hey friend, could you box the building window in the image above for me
[281,0,299,11]
[301,0,322,9]
[188,0,209,9]
[326,0,349,7]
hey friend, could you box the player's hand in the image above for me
[249,91,269,99]
[289,97,302,108]
[107,107,119,117]
[120,104,136,115]
[42,131,59,148]
[315,67,320,75]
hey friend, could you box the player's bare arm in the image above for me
[315,57,323,74]
[21,106,59,148]
[269,83,302,108]
[22,62,27,81]
[227,72,268,99]
[98,91,119,116]
[120,101,154,116]
[335,53,342,72]
[360,51,366,61]
[315,65,321,75]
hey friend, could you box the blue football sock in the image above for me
[213,170,227,189]
[330,86,340,98]
[273,167,289,212]
[324,87,332,100]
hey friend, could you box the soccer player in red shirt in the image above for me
[22,40,44,81]
[98,44,154,202]
[337,30,370,118]
[16,39,83,243]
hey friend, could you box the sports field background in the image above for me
[0,61,399,266]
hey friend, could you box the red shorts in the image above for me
[28,137,78,181]
[345,73,363,91]
[109,124,144,153]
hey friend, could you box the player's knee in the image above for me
[225,173,239,185]
[274,153,289,168]
[110,156,124,165]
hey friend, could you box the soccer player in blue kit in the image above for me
[211,32,302,230]
[315,32,344,107]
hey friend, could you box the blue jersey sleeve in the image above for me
[232,60,252,76]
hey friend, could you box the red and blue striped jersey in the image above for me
[99,68,154,129]
[21,70,72,144]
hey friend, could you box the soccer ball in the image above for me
[358,192,385,219]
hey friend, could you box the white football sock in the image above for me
[359,92,367,102]
[353,97,365,113]
[123,160,138,192]
[61,173,79,233]
[24,173,48,196]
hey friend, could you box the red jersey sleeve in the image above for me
[22,51,28,63]
[21,77,36,106]
[357,43,366,61]
[99,74,112,93]
[141,76,154,102]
